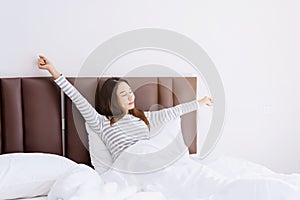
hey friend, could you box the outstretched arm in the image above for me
[144,97,213,128]
[37,55,103,134]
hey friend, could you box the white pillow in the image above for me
[150,117,187,150]
[47,164,104,200]
[85,122,113,175]
[0,153,78,199]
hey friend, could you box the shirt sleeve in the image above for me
[54,75,103,134]
[144,100,199,128]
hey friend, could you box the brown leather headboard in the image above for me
[0,78,62,155]
[0,77,197,166]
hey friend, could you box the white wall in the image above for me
[1,0,299,173]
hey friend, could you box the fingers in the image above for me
[37,58,46,67]
[38,55,46,60]
[38,58,45,65]
[39,55,46,62]
[206,102,212,106]
[37,55,51,68]
[206,96,213,106]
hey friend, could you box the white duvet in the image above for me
[5,149,300,200]
[15,156,300,200]
[98,140,300,200]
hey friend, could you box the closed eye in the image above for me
[120,88,133,96]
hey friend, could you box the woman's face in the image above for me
[116,82,135,110]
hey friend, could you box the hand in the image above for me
[198,96,213,106]
[37,55,54,71]
[37,55,61,79]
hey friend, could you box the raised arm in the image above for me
[144,97,212,128]
[37,55,103,134]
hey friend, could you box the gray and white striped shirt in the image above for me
[55,75,199,161]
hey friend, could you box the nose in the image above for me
[128,93,134,101]
[128,95,132,101]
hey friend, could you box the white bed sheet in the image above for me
[191,155,300,200]
[100,140,300,200]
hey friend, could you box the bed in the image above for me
[0,76,299,200]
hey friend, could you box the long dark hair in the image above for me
[95,77,150,129]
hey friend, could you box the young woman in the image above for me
[37,55,213,161]
[37,55,300,199]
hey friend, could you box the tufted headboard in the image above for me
[0,77,197,166]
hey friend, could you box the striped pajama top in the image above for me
[55,75,200,161]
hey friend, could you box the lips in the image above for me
[129,101,134,105]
